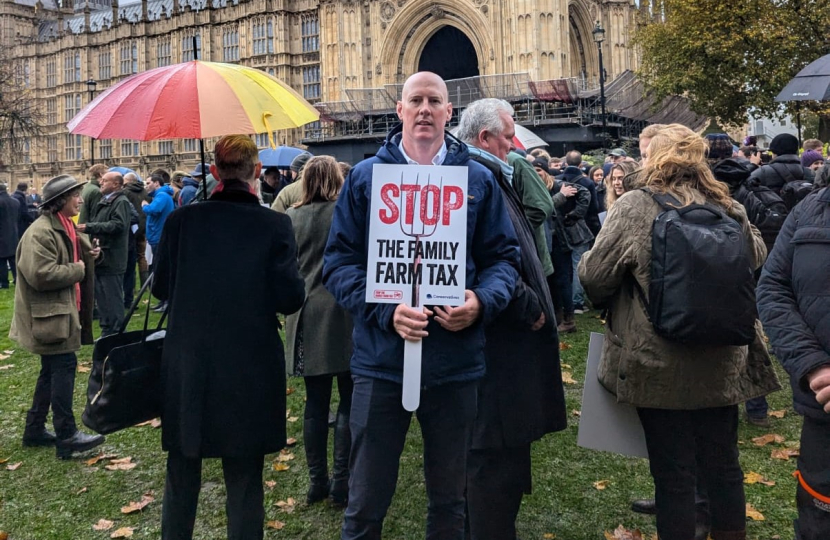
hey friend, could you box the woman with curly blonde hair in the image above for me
[578,124,778,540]
[603,160,640,209]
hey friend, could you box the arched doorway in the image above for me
[417,26,479,81]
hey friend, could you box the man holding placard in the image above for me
[324,72,519,540]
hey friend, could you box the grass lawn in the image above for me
[0,284,800,539]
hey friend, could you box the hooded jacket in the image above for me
[143,185,175,245]
[122,181,148,236]
[179,177,200,207]
[323,125,520,388]
[758,187,830,420]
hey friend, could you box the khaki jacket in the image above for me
[578,189,780,409]
[10,214,96,355]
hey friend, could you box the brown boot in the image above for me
[557,313,577,333]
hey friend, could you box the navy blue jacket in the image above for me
[179,178,200,207]
[559,166,601,235]
[758,187,830,420]
[323,127,520,388]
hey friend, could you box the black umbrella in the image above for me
[776,53,830,102]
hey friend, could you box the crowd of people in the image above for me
[2,70,829,540]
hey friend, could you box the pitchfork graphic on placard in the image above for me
[399,172,440,411]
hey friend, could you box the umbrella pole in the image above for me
[199,138,207,201]
[796,104,803,148]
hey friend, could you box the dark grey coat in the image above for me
[284,201,353,377]
[0,190,19,257]
[758,187,830,420]
[152,185,305,458]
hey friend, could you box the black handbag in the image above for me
[82,277,167,435]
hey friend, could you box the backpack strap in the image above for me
[771,162,800,185]
[819,187,830,203]
[639,187,682,210]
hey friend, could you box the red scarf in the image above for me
[57,213,82,311]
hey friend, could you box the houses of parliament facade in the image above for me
[0,0,641,187]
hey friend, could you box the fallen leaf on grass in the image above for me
[264,480,276,489]
[744,472,775,486]
[277,450,294,462]
[559,342,572,351]
[77,365,91,373]
[0,364,14,370]
[2,350,13,355]
[266,520,285,530]
[560,363,572,370]
[120,494,154,514]
[275,497,296,513]
[6,462,22,471]
[572,410,581,417]
[110,527,135,538]
[746,503,765,521]
[604,525,646,540]
[286,387,295,396]
[106,457,137,471]
[593,480,610,490]
[768,410,787,419]
[771,448,800,461]
[561,372,578,385]
[77,487,88,495]
[134,418,161,428]
[273,463,290,472]
[285,409,291,418]
[287,416,299,423]
[0,458,7,464]
[285,437,297,447]
[0,531,7,540]
[0,355,10,361]
[751,434,784,447]
[543,534,556,539]
[93,519,114,531]
[84,453,118,466]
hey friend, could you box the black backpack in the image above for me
[637,190,757,346]
[781,180,813,210]
[734,181,787,248]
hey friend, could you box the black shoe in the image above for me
[152,302,168,313]
[22,429,57,447]
[55,431,105,460]
[745,412,770,428]
[306,479,330,505]
[631,498,656,515]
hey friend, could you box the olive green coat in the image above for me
[577,189,780,409]
[508,153,554,276]
[284,201,353,376]
[10,214,96,355]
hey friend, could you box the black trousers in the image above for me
[123,237,137,308]
[161,450,265,540]
[637,406,745,540]
[94,273,124,337]
[795,416,830,540]
[305,372,354,420]
[25,353,78,439]
[342,376,478,540]
[465,444,531,540]
[548,244,574,318]
[0,255,15,287]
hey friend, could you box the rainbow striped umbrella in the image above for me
[67,60,319,142]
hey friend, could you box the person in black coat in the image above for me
[0,184,19,288]
[749,133,815,195]
[12,182,34,242]
[757,186,830,540]
[151,135,305,540]
[457,99,567,540]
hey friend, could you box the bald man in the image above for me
[324,72,520,539]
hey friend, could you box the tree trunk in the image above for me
[818,114,830,143]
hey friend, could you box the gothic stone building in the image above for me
[0,0,640,188]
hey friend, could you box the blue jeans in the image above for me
[342,376,478,540]
[745,396,769,419]
[570,243,590,307]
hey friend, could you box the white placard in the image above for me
[577,332,649,459]
[365,164,468,308]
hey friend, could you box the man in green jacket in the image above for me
[11,174,105,459]
[78,163,107,224]
[508,151,554,276]
[78,172,132,336]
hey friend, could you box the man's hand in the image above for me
[531,312,545,331]
[434,290,482,332]
[393,304,433,342]
[76,224,86,232]
[560,185,577,198]
[89,247,101,260]
[750,151,762,166]
[141,200,149,207]
[808,365,830,413]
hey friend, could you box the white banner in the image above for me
[365,163,468,308]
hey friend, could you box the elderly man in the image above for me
[456,98,566,539]
[11,175,104,459]
[77,172,132,336]
[152,135,305,540]
[324,72,520,540]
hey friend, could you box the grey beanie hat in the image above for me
[290,152,313,174]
